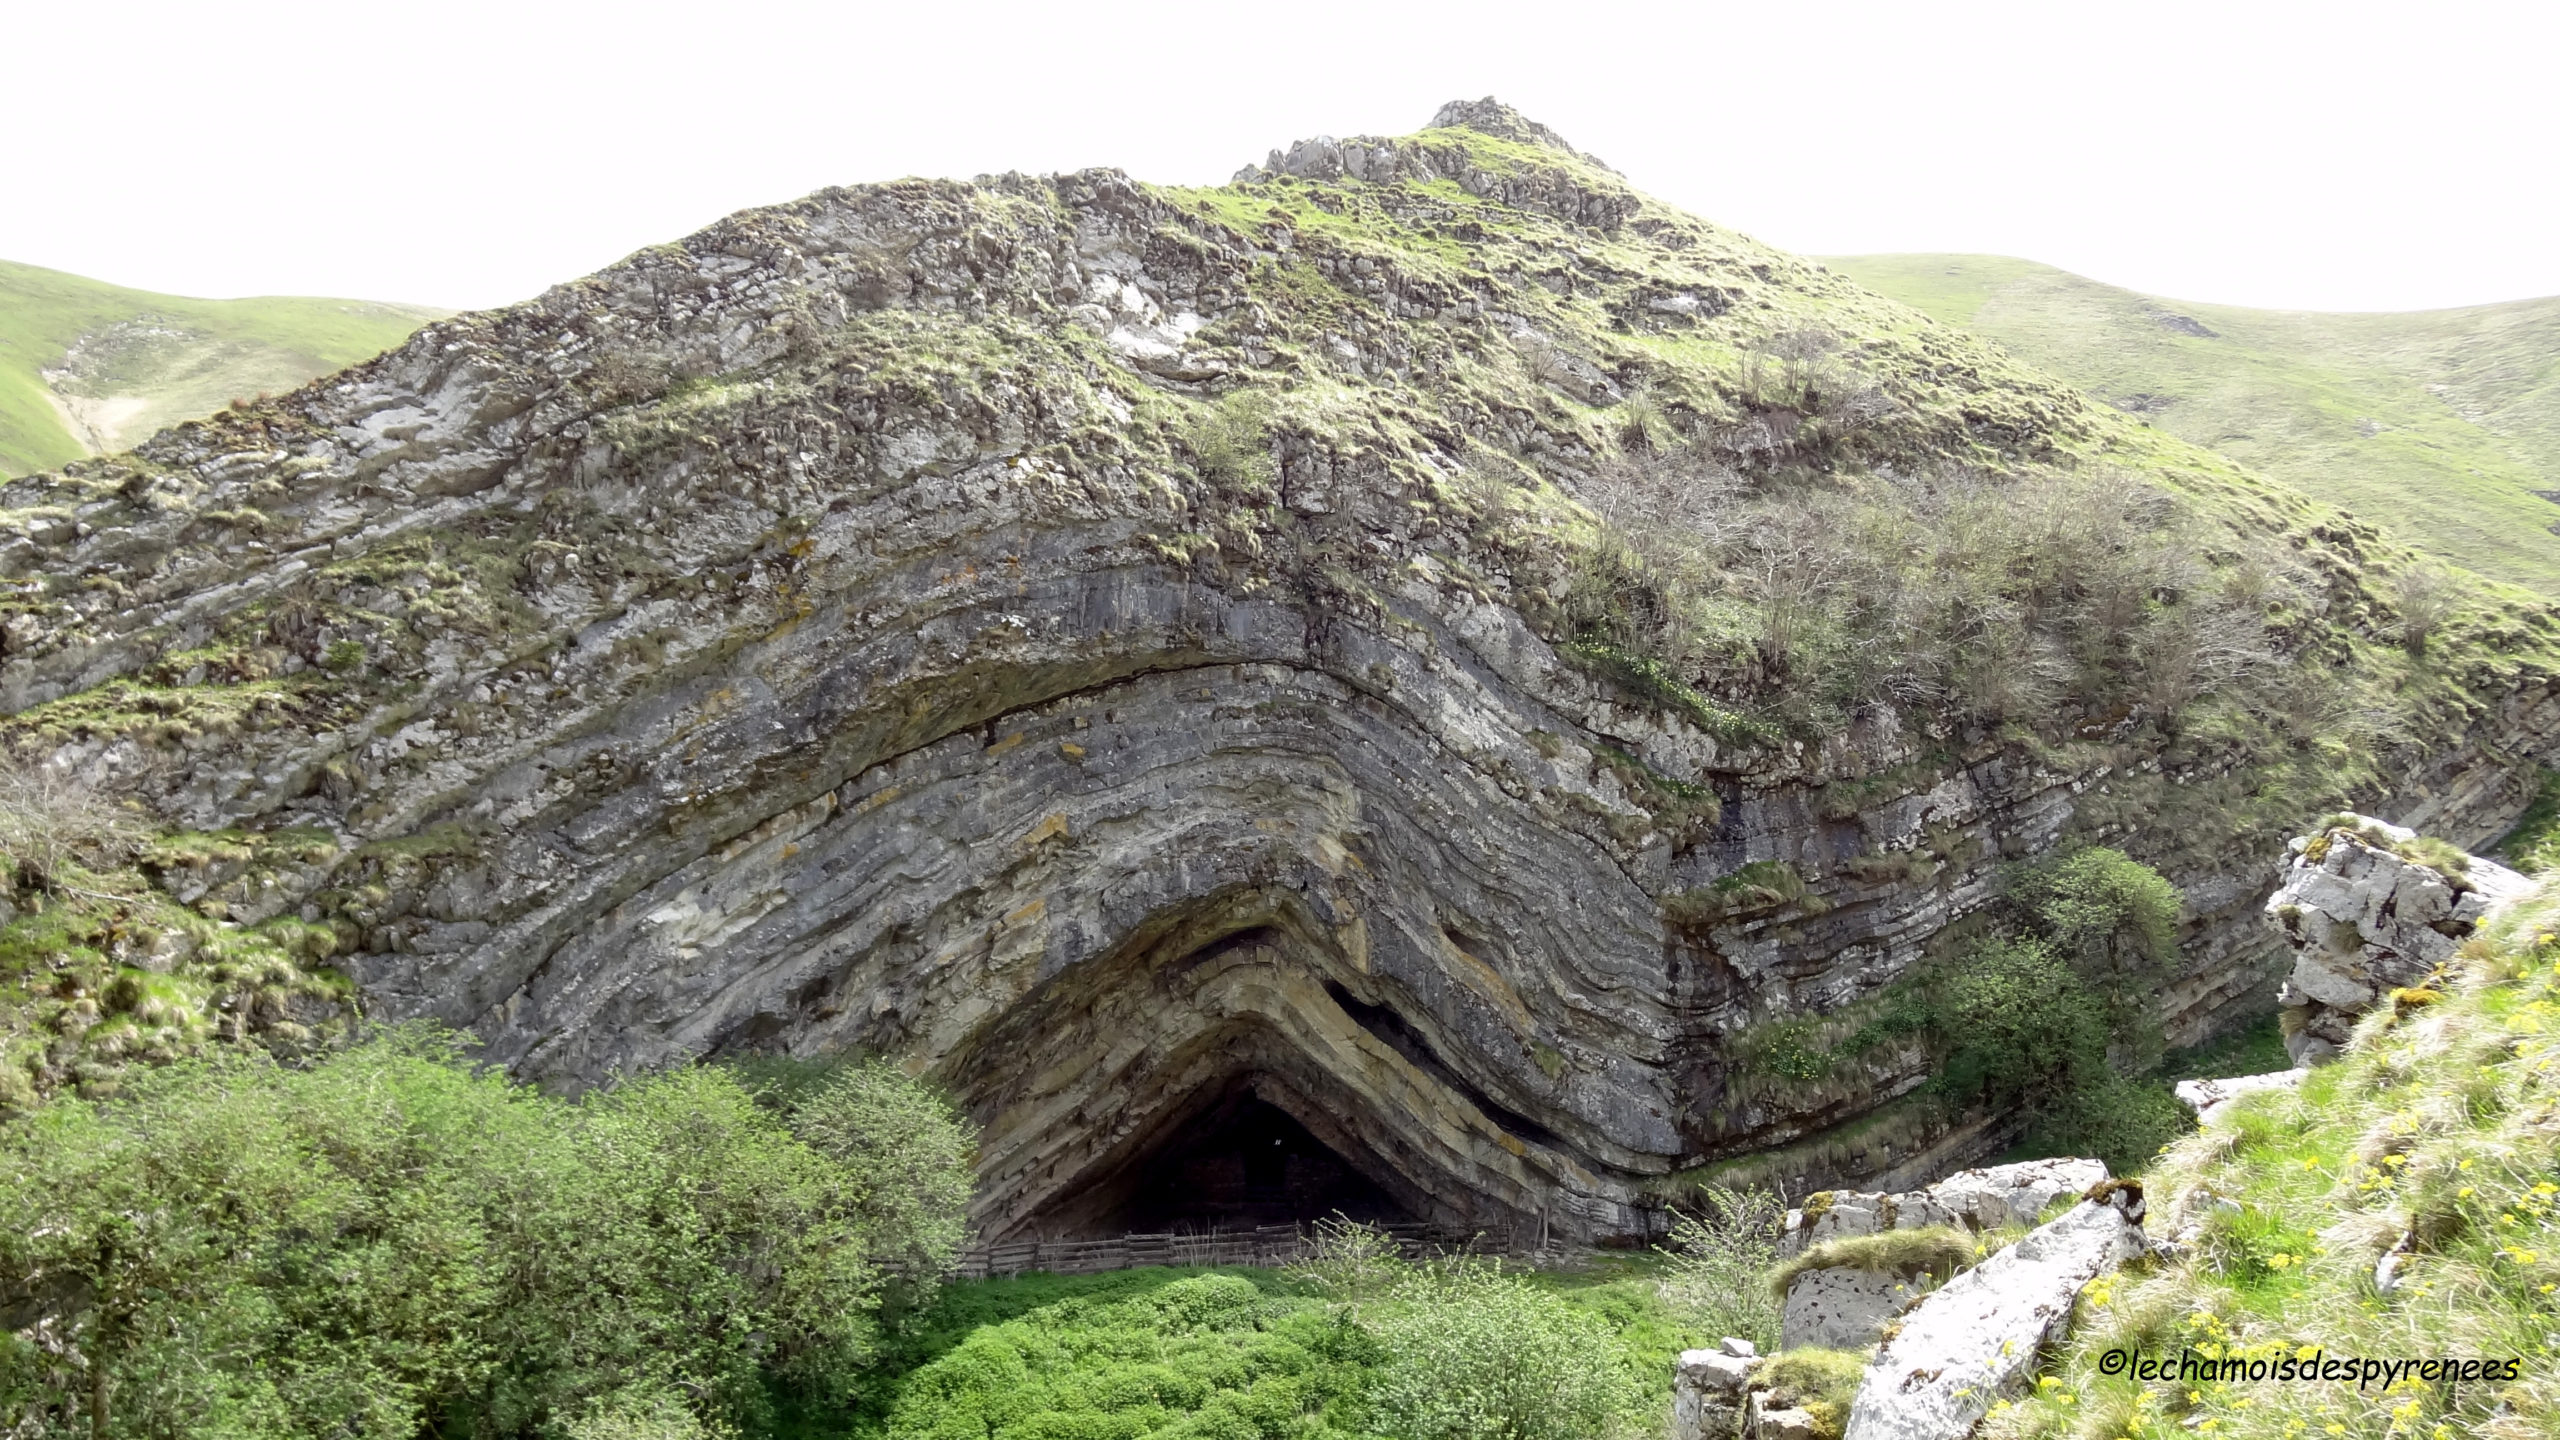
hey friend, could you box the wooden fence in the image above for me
[953,1220,1540,1280]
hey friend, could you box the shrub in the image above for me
[1184,390,1277,492]
[2008,846,2181,977]
[1286,1213,1409,1299]
[1365,1259,1637,1440]
[1658,1184,1787,1350]
[2014,1073,2194,1176]
[1929,936,2110,1113]
[0,755,147,895]
[878,1272,1373,1440]
[2007,845,2184,1070]
[2390,564,2457,655]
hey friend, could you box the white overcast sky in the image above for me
[6,0,2553,314]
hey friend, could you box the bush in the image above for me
[2014,1073,2194,1176]
[1929,936,2111,1113]
[1658,1185,1786,1351]
[1566,450,2283,743]
[879,1272,1374,1440]
[2008,846,2181,977]
[0,1028,976,1437]
[2007,846,2183,1070]
[1365,1259,1638,1440]
[0,755,146,895]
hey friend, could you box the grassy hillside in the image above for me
[1990,874,2560,1440]
[1825,255,2560,596]
[0,259,445,477]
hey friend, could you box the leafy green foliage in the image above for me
[0,1029,975,1437]
[2006,845,2184,1070]
[847,1248,1679,1440]
[1927,937,2111,1112]
[1363,1261,1640,1440]
[877,1272,1375,1440]
[1806,849,2201,1172]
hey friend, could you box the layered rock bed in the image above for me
[4,100,2555,1244]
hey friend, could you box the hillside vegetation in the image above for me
[1988,875,2560,1440]
[1825,254,2560,597]
[0,1033,975,1437]
[0,259,444,477]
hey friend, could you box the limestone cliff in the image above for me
[4,100,2555,1243]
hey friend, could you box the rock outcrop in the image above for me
[4,101,2556,1243]
[1774,1159,2105,1351]
[1673,1340,1761,1440]
[1781,1158,2107,1255]
[2268,816,2535,1064]
[1843,1185,2147,1440]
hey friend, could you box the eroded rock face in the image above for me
[4,101,2555,1243]
[1782,1266,1929,1351]
[2268,818,2534,1063]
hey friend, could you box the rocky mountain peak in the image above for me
[1425,96,1583,155]
[1237,95,1616,185]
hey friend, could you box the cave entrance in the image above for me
[1095,1091,1413,1235]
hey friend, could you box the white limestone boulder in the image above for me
[1673,1339,1761,1440]
[2175,1068,2305,1125]
[1779,1158,2107,1256]
[2266,817,2532,1064]
[1843,1188,2146,1440]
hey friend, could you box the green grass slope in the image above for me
[1825,255,2560,596]
[1992,876,2560,1440]
[0,259,446,477]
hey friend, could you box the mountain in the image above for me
[1824,253,2560,595]
[3,100,2556,1250]
[0,259,447,477]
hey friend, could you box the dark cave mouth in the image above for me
[1055,1091,1415,1238]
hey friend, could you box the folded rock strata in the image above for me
[4,100,2555,1243]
